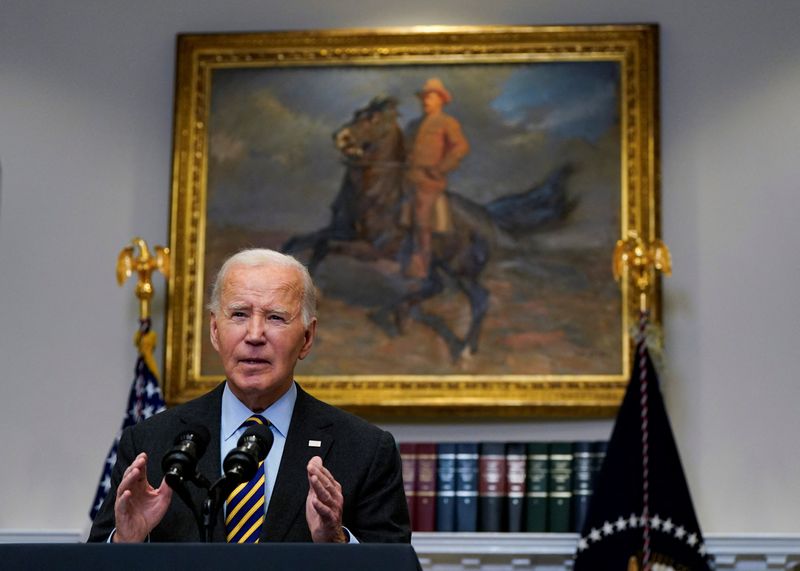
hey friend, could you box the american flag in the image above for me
[89,320,167,520]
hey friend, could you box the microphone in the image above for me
[223,423,274,484]
[161,424,211,488]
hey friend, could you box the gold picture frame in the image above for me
[165,25,661,417]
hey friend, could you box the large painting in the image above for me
[165,26,661,416]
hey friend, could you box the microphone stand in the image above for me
[202,476,239,543]
[167,471,212,542]
[169,469,257,541]
[172,471,243,542]
[166,428,270,541]
[197,444,272,543]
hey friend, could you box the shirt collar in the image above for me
[221,381,296,442]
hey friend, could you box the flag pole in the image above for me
[576,234,709,570]
[612,231,672,571]
[637,310,652,570]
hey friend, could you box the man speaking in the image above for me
[89,249,410,543]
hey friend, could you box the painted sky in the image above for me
[206,61,619,233]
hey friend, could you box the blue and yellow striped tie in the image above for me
[225,414,269,543]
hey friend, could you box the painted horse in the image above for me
[282,95,573,361]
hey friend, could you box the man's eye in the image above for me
[268,314,286,322]
[230,311,247,318]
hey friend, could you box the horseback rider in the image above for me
[403,78,470,278]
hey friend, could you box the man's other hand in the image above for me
[305,456,346,543]
[113,452,173,543]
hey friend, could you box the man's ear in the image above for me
[209,312,220,352]
[298,318,317,360]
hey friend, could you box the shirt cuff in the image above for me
[108,529,150,543]
[342,526,359,544]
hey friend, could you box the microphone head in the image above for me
[162,424,211,487]
[239,424,274,461]
[222,424,274,484]
[174,424,211,453]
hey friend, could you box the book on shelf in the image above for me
[454,442,479,532]
[399,439,606,533]
[547,442,574,532]
[525,441,549,532]
[478,442,507,532]
[398,442,417,529]
[415,442,437,531]
[571,440,593,533]
[435,443,457,532]
[591,439,608,482]
[505,442,527,532]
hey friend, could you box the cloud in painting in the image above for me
[205,61,619,231]
[491,62,619,142]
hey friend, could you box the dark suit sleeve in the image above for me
[87,426,137,542]
[348,430,411,543]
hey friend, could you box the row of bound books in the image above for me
[399,441,607,533]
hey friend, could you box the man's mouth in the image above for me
[239,358,270,366]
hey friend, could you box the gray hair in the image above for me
[208,248,317,327]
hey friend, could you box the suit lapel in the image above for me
[261,386,334,542]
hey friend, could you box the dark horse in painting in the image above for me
[282,95,574,362]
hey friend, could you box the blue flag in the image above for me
[573,332,713,570]
[89,320,166,520]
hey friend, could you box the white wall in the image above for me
[1,0,798,535]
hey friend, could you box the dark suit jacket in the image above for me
[88,382,410,543]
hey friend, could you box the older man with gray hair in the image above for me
[89,248,410,544]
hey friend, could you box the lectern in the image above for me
[0,543,422,571]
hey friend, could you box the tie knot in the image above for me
[241,414,268,429]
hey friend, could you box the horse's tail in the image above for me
[484,164,576,235]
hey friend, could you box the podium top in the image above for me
[0,542,422,571]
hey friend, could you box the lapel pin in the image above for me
[308,439,322,448]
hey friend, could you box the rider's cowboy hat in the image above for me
[417,77,452,104]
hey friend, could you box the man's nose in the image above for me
[244,315,267,343]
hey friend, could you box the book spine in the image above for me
[454,443,479,532]
[571,441,593,533]
[547,442,573,532]
[399,442,417,530]
[435,443,457,532]
[505,442,526,532]
[524,442,549,532]
[479,442,507,532]
[590,440,608,486]
[415,443,437,532]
